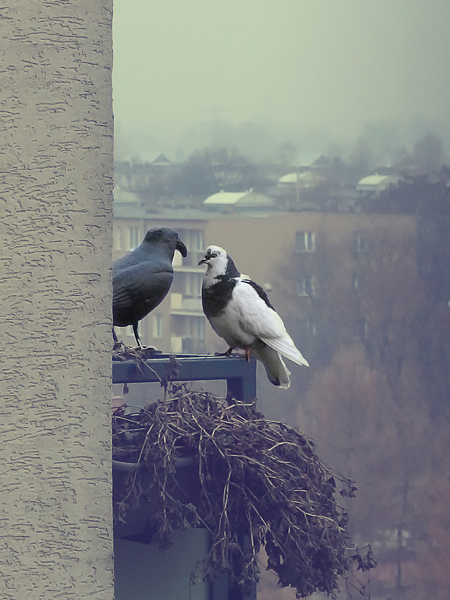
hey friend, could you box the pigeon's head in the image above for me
[198,245,240,278]
[143,227,187,257]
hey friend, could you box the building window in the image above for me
[153,314,162,339]
[191,229,205,253]
[185,272,203,297]
[306,318,317,335]
[297,276,315,297]
[300,317,317,335]
[187,316,205,340]
[177,228,205,265]
[296,231,316,253]
[353,231,367,254]
[197,318,205,341]
[129,227,140,250]
[113,228,122,251]
[359,319,369,340]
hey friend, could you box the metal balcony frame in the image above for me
[112,353,257,600]
[112,353,257,402]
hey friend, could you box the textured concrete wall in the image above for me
[0,2,114,598]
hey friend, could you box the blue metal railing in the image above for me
[112,353,257,402]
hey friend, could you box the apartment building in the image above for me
[113,200,415,356]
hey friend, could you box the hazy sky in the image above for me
[113,0,450,160]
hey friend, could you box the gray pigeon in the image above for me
[199,245,309,388]
[113,227,187,346]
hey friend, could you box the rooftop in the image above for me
[203,190,274,209]
[113,203,278,221]
[356,174,401,189]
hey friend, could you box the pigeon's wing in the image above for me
[234,279,309,367]
[260,329,309,367]
[113,263,173,325]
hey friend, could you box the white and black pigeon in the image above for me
[199,245,309,388]
[113,227,187,346]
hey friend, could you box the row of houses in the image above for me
[115,152,412,213]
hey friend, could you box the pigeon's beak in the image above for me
[176,238,187,258]
[198,249,212,266]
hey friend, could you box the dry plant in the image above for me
[112,363,375,598]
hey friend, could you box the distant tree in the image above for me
[232,121,277,162]
[209,147,263,192]
[362,169,450,338]
[349,120,405,177]
[271,224,450,598]
[256,225,450,598]
[297,351,437,600]
[412,424,450,600]
[274,225,422,369]
[277,141,297,168]
[166,147,263,201]
[348,140,374,181]
[167,149,218,200]
[419,302,450,416]
[260,180,450,598]
[412,132,445,174]
[142,174,170,200]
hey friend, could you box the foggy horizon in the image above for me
[113,0,450,163]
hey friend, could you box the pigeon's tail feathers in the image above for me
[259,334,309,367]
[253,346,291,389]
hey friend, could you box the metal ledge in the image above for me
[112,353,257,402]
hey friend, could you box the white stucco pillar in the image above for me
[0,2,114,598]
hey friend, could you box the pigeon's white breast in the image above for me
[208,287,258,349]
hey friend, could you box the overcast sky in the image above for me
[113,0,450,161]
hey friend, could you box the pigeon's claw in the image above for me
[215,347,235,357]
